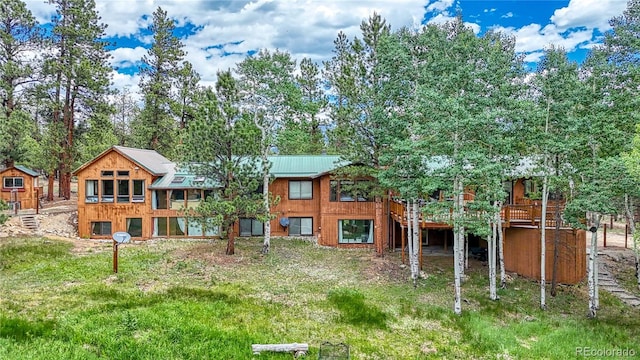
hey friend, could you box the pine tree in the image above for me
[182,72,261,255]
[132,6,185,157]
[42,0,112,200]
[0,0,42,167]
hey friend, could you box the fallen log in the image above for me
[252,343,309,356]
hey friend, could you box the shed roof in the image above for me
[8,165,40,177]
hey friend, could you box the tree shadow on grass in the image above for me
[327,288,388,329]
[0,316,56,341]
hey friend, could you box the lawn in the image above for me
[1,237,639,359]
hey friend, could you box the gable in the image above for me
[73,146,172,176]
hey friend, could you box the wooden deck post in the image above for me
[419,227,423,270]
[603,223,607,248]
[401,225,406,264]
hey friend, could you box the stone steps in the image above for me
[598,261,640,308]
[21,215,38,231]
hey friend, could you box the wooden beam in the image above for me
[401,225,406,264]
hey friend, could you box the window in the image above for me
[91,221,111,236]
[101,179,114,202]
[289,217,313,236]
[289,180,312,199]
[154,217,167,236]
[155,190,168,209]
[170,190,185,210]
[101,170,113,177]
[3,177,24,189]
[117,179,130,203]
[117,170,129,177]
[132,180,145,202]
[330,180,338,201]
[85,180,98,203]
[330,180,372,202]
[239,218,263,236]
[127,218,142,237]
[169,217,186,236]
[338,220,373,244]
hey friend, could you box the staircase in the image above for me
[598,261,640,308]
[21,215,39,232]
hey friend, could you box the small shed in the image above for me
[0,165,42,210]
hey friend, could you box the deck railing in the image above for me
[390,199,569,228]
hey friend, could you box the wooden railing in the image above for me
[391,199,569,228]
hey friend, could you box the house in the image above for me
[389,176,586,284]
[74,146,585,284]
[73,146,386,250]
[0,165,42,210]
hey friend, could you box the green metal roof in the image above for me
[149,155,349,189]
[149,165,220,189]
[269,155,347,178]
[13,165,39,177]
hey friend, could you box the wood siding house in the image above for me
[74,148,385,249]
[75,147,584,284]
[0,165,42,210]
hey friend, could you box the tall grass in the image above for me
[1,237,639,359]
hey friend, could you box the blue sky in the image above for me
[24,0,630,93]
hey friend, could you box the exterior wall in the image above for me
[503,227,586,284]
[75,150,156,239]
[269,178,321,237]
[317,175,379,248]
[0,168,40,209]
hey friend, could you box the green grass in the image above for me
[1,237,639,359]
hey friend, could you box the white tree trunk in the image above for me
[412,200,420,286]
[497,201,506,288]
[406,200,417,286]
[624,194,639,289]
[453,177,464,315]
[489,218,498,300]
[588,213,601,318]
[254,110,271,255]
[540,175,549,310]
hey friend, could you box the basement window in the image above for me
[91,221,111,236]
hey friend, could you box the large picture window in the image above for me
[85,180,98,203]
[91,221,111,236]
[338,220,373,244]
[289,217,313,236]
[239,218,263,236]
[289,180,312,200]
[3,177,24,189]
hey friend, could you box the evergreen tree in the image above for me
[277,57,326,154]
[0,0,42,167]
[42,0,112,200]
[132,6,185,157]
[182,71,261,255]
[323,13,391,256]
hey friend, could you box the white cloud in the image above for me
[550,0,627,31]
[491,24,594,54]
[109,47,147,70]
[523,52,544,63]
[426,0,454,13]
[484,8,496,13]
[501,12,513,19]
